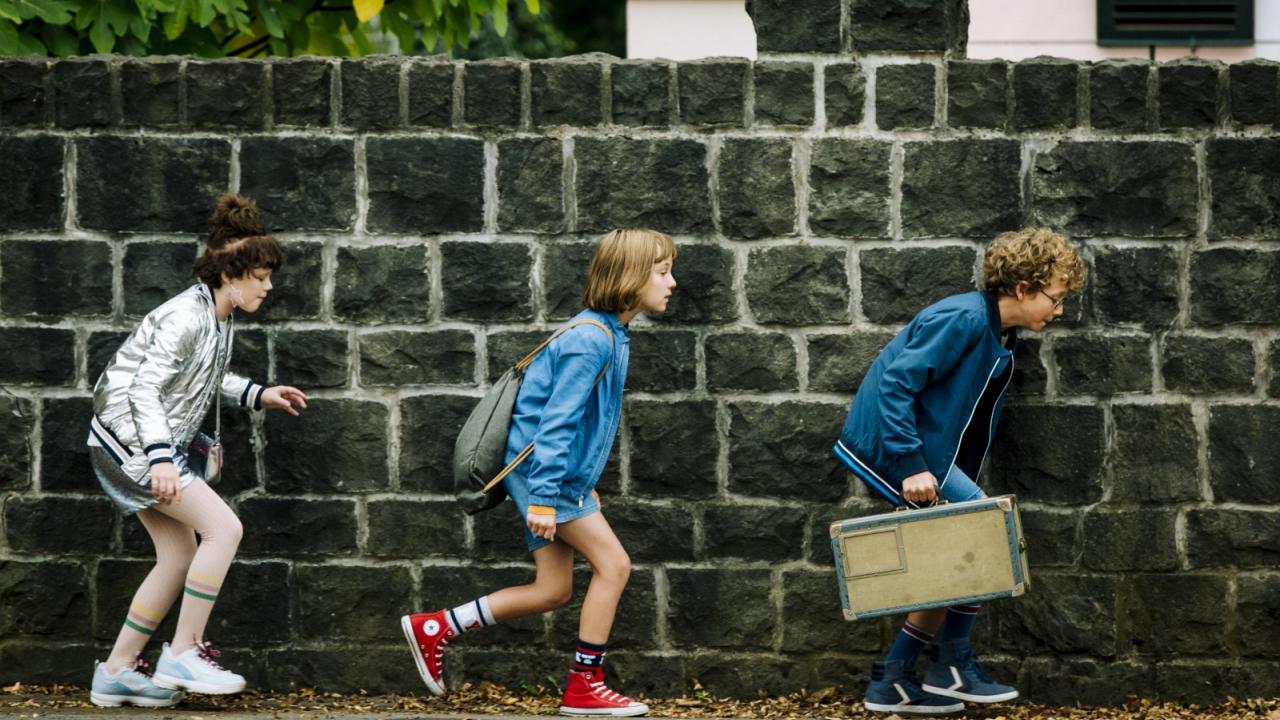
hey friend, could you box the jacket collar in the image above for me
[982,291,1017,349]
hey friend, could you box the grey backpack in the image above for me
[454,319,612,515]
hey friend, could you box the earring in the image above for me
[227,283,245,308]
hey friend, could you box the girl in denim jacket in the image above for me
[402,229,677,717]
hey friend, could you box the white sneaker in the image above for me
[152,641,246,695]
[90,658,184,707]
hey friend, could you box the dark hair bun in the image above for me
[209,193,264,247]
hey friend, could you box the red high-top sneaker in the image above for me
[559,668,649,716]
[400,610,455,695]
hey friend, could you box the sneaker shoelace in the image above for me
[428,633,451,671]
[588,679,633,705]
[195,640,228,671]
[131,656,156,678]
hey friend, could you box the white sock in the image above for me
[447,596,496,634]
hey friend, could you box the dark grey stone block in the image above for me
[1032,141,1198,238]
[876,63,935,130]
[0,560,90,639]
[667,568,773,649]
[948,60,1008,129]
[1018,507,1079,567]
[3,496,113,555]
[276,330,349,389]
[187,60,266,130]
[576,137,711,234]
[1,240,111,319]
[1189,248,1280,325]
[1055,333,1152,395]
[1090,245,1179,328]
[1186,508,1280,569]
[263,398,387,493]
[255,240,323,322]
[0,397,34,491]
[1082,508,1178,571]
[753,62,813,127]
[334,245,431,323]
[1236,575,1280,658]
[294,564,414,641]
[989,573,1118,657]
[441,242,533,322]
[542,242,595,321]
[1207,138,1280,239]
[53,58,112,128]
[1111,404,1201,504]
[727,401,848,502]
[76,136,229,233]
[807,331,895,393]
[745,246,848,325]
[497,137,564,233]
[121,60,180,127]
[358,330,475,386]
[1163,335,1254,394]
[407,59,454,127]
[824,62,865,127]
[678,59,747,127]
[340,58,401,130]
[706,332,797,392]
[400,393,476,494]
[780,568,882,652]
[627,399,718,499]
[746,0,840,53]
[1158,58,1222,130]
[121,242,198,317]
[1207,404,1280,503]
[651,244,737,325]
[1015,657,1154,706]
[0,328,75,385]
[0,136,63,231]
[1123,574,1228,656]
[601,500,695,563]
[988,403,1105,505]
[264,647,418,693]
[240,137,356,231]
[1229,59,1278,126]
[902,139,1022,238]
[531,59,602,127]
[237,498,358,556]
[463,60,522,128]
[849,0,967,54]
[366,137,484,234]
[628,329,697,393]
[859,246,976,324]
[703,503,805,561]
[611,61,670,126]
[272,58,333,127]
[39,396,94,493]
[1090,60,1150,131]
[0,58,49,127]
[1013,58,1079,130]
[808,138,891,238]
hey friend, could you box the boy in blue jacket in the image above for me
[834,228,1086,715]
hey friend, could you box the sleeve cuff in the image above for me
[240,381,267,411]
[527,505,557,516]
[893,451,930,482]
[145,443,175,467]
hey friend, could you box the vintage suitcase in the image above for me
[830,495,1030,620]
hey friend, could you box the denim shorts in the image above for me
[502,471,600,553]
[939,463,986,503]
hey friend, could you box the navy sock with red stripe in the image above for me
[884,620,934,669]
[573,639,607,673]
[938,604,980,642]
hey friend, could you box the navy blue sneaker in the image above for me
[922,639,1019,703]
[863,660,965,715]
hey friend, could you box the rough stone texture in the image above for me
[1189,248,1280,326]
[1054,334,1152,395]
[989,573,1118,657]
[237,498,358,557]
[747,0,840,53]
[76,136,229,233]
[988,404,1106,505]
[255,241,323,322]
[340,59,400,131]
[264,399,388,493]
[442,242,533,322]
[626,399,718,499]
[295,565,414,641]
[726,401,847,502]
[780,569,881,652]
[3,497,114,555]
[498,137,564,233]
[463,61,522,128]
[0,397,35,491]
[1013,58,1078,130]
[1032,141,1198,238]
[1082,509,1179,572]
[807,330,896,393]
[541,242,595,321]
[849,0,967,54]
[902,139,1022,238]
[1158,59,1222,130]
[1111,404,1201,504]
[706,333,797,392]
[753,62,813,127]
[667,569,772,649]
[1017,508,1079,567]
[1,240,111,319]
[240,137,356,231]
[0,136,63,231]
[0,328,75,385]
[1090,60,1150,131]
[1185,508,1280,569]
[1207,405,1280,504]
[1123,574,1229,656]
[948,60,1008,129]
[650,244,737,325]
[531,59,602,127]
[1236,575,1280,657]
[1229,60,1278,126]
[187,60,266,130]
[399,393,475,494]
[717,138,794,239]
[366,137,484,234]
[358,330,475,387]
[407,59,454,128]
[1090,245,1180,328]
[678,60,747,127]
[1162,335,1254,394]
[121,60,180,127]
[272,58,333,127]
[876,63,935,130]
[121,241,198,317]
[824,62,865,127]
[275,330,349,389]
[808,139,891,238]
[859,246,977,324]
[746,246,848,325]
[1207,138,1280,239]
[1008,337,1048,396]
[703,503,805,561]
[334,245,431,323]
[0,58,49,127]
[576,138,711,234]
[53,59,112,128]
[628,330,697,393]
[0,560,90,639]
[611,61,671,126]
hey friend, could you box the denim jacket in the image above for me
[504,309,630,507]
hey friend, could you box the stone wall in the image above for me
[2,0,1280,705]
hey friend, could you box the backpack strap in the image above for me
[479,319,614,495]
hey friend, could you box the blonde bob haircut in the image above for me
[981,227,1086,296]
[582,229,677,313]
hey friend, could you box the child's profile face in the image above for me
[637,256,676,314]
[224,267,274,314]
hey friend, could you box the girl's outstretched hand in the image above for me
[262,386,308,416]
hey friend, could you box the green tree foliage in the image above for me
[0,0,539,57]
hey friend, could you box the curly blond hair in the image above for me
[981,227,1086,296]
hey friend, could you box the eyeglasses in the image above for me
[1039,290,1068,309]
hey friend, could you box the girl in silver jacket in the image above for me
[87,194,308,707]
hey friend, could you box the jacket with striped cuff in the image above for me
[89,283,266,464]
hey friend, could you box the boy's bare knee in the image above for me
[596,552,631,588]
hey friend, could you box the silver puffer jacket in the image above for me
[89,284,264,463]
